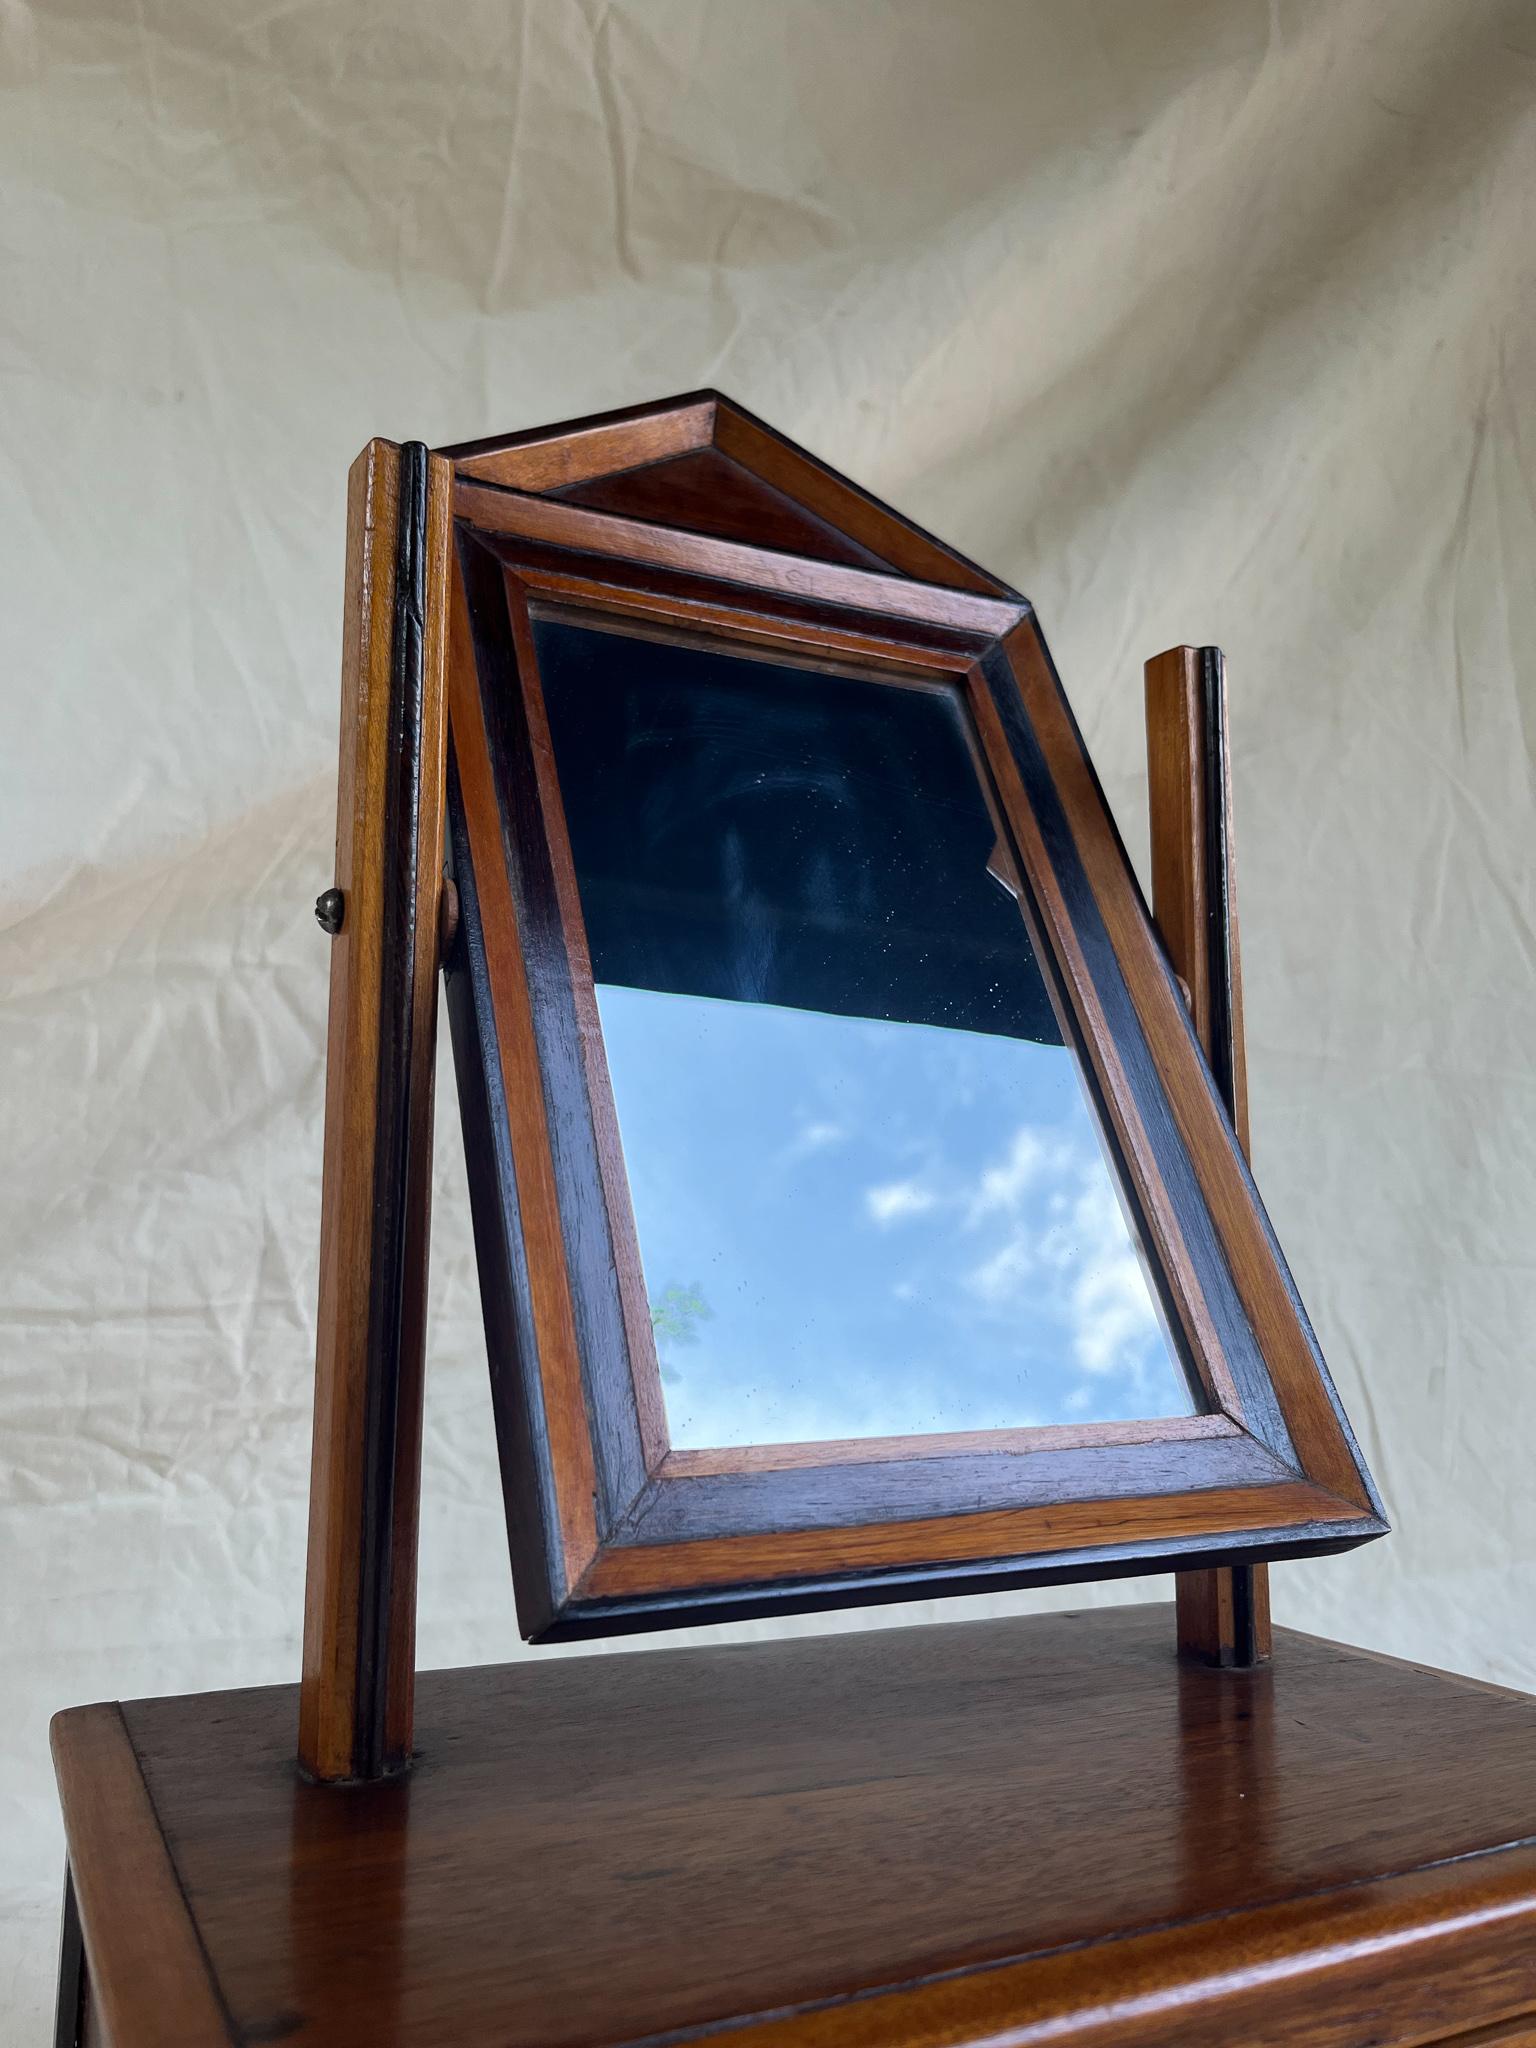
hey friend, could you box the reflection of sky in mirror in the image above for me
[598,984,1194,1448]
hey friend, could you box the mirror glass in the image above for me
[535,615,1195,1449]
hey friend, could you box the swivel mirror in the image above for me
[439,393,1384,1640]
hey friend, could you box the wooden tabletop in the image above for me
[53,1605,1536,2048]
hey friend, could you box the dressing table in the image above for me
[51,396,1536,2048]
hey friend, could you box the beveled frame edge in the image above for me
[442,490,1384,1639]
[440,388,1013,598]
[537,1515,1373,1641]
[443,391,719,491]
[453,476,1023,637]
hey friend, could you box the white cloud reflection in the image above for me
[865,1178,938,1225]
[963,1139,1164,1390]
[595,985,1189,1448]
[779,1116,846,1165]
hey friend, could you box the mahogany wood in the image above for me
[445,390,718,492]
[51,1704,227,2048]
[1008,615,1350,1476]
[450,476,1024,634]
[51,1607,1536,2047]
[443,535,603,1639]
[1145,644,1250,1147]
[710,397,1007,593]
[443,390,1007,595]
[1146,644,1273,1666]
[562,444,891,568]
[665,1410,1236,1478]
[298,438,452,1781]
[442,477,1383,1636]
[1175,1551,1272,1665]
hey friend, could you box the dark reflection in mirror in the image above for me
[536,616,1194,1447]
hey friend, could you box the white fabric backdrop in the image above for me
[4,0,1534,2030]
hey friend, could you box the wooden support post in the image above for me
[299,439,452,1781]
[1145,645,1273,1669]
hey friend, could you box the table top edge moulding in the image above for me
[52,1609,1536,2048]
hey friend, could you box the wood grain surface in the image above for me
[443,390,1009,596]
[451,476,1025,635]
[58,1607,1536,2048]
[298,438,452,1780]
[51,1705,227,2048]
[1146,643,1272,1666]
[562,443,891,568]
[445,390,718,491]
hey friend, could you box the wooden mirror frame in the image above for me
[439,402,1384,1642]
